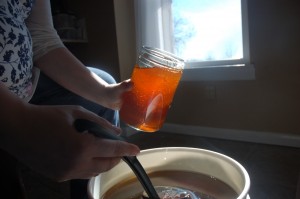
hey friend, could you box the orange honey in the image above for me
[120,64,183,132]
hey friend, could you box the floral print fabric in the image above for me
[0,0,34,99]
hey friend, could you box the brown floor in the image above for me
[20,131,300,199]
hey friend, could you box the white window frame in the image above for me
[134,0,255,81]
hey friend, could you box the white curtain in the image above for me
[134,0,174,53]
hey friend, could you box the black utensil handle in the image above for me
[74,119,125,141]
[74,119,160,199]
[123,156,160,199]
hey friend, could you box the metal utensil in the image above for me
[142,186,198,199]
[74,119,202,199]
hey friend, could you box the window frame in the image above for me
[113,0,254,81]
[134,0,255,81]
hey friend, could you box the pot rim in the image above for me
[87,147,250,199]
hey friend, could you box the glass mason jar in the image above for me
[120,46,185,132]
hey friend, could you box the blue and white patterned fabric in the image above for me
[0,0,35,99]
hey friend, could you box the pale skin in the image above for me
[0,0,140,182]
[0,79,139,181]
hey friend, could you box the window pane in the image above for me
[172,0,243,63]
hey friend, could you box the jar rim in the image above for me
[138,46,185,69]
[142,46,184,62]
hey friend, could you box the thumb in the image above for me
[118,79,133,92]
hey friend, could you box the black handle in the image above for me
[122,156,160,199]
[74,119,160,199]
[74,119,125,141]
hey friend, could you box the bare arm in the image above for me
[0,83,139,181]
[35,47,131,110]
[0,0,140,181]
[27,0,131,109]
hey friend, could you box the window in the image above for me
[134,0,254,81]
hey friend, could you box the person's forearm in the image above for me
[34,48,109,105]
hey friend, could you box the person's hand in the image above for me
[98,79,133,110]
[2,103,140,181]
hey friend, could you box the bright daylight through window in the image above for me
[134,0,254,80]
[172,0,245,68]
[135,0,249,67]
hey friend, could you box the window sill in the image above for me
[181,64,255,81]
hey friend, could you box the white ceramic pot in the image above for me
[88,147,250,199]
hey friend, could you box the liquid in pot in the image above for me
[101,170,238,199]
